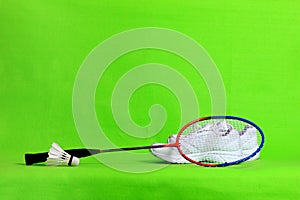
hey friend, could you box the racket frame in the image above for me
[176,116,265,167]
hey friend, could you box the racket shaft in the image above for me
[100,144,172,153]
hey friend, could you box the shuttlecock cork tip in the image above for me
[70,156,80,166]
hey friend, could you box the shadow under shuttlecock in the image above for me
[16,162,45,166]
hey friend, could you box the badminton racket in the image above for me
[25,116,264,167]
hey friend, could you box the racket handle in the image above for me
[25,152,48,165]
[25,149,100,165]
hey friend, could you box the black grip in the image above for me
[25,149,100,165]
[25,152,48,165]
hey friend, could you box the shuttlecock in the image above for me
[46,142,80,166]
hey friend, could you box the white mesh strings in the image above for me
[178,119,256,164]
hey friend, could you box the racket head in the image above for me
[176,116,264,167]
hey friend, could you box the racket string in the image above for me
[178,119,257,164]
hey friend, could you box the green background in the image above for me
[1,0,299,199]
